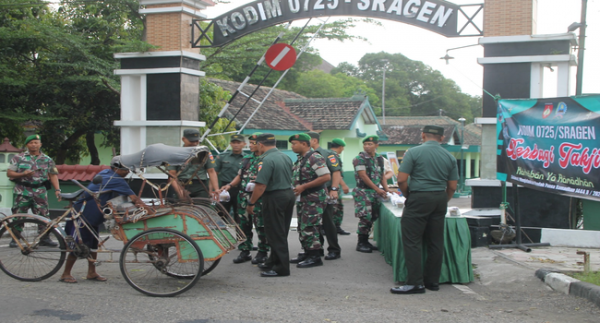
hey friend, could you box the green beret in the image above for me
[305,131,320,139]
[331,138,346,147]
[249,132,263,141]
[25,134,41,145]
[183,129,200,141]
[423,125,444,136]
[289,133,311,143]
[230,134,245,142]
[256,133,276,143]
[362,135,379,144]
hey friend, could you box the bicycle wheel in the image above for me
[120,229,203,297]
[0,217,66,281]
[148,246,220,278]
[202,257,221,276]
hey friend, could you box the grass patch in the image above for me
[568,271,600,286]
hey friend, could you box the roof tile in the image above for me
[208,78,309,131]
[285,97,366,130]
[56,165,110,182]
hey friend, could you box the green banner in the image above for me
[497,95,600,201]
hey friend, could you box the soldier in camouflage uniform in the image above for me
[221,133,270,265]
[352,135,392,253]
[329,138,351,235]
[168,129,219,200]
[215,134,246,223]
[7,134,62,247]
[290,133,331,268]
[306,131,341,261]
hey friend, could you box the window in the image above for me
[276,141,288,150]
[0,155,4,163]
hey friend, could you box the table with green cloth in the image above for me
[374,202,474,284]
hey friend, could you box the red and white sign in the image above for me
[265,43,297,71]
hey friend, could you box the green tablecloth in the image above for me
[374,203,474,284]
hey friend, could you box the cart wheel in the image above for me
[202,257,221,276]
[0,217,66,281]
[120,229,204,297]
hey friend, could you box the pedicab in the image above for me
[0,144,245,297]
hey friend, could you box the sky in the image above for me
[204,0,599,98]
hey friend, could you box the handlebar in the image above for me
[70,179,113,200]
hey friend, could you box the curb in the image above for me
[535,268,600,308]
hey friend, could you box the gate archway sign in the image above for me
[265,43,297,71]
[192,0,483,48]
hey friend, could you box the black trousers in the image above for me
[221,186,240,223]
[262,189,295,275]
[401,191,447,286]
[319,203,341,253]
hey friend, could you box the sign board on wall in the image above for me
[497,95,600,201]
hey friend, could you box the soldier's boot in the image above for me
[290,252,307,264]
[336,226,351,235]
[296,250,323,268]
[365,239,378,251]
[233,250,252,264]
[38,235,58,247]
[9,239,18,248]
[356,234,372,253]
[251,251,268,265]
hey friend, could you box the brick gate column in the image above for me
[114,0,214,155]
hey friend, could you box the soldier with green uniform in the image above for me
[352,135,392,253]
[391,125,458,295]
[306,131,341,260]
[246,133,295,277]
[290,133,330,268]
[7,134,61,247]
[215,134,246,223]
[328,138,351,235]
[168,129,219,200]
[221,133,270,264]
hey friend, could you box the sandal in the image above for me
[86,275,108,282]
[59,276,78,283]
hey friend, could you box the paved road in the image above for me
[1,200,598,323]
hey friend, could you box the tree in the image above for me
[346,52,481,121]
[198,79,236,150]
[200,18,374,89]
[0,0,151,164]
[291,70,379,105]
[293,70,345,98]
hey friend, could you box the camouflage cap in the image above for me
[331,138,346,147]
[230,134,245,142]
[423,125,444,136]
[362,135,379,144]
[289,133,311,143]
[24,134,41,145]
[305,131,320,139]
[183,129,200,141]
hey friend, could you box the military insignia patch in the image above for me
[258,162,263,172]
[329,156,337,164]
